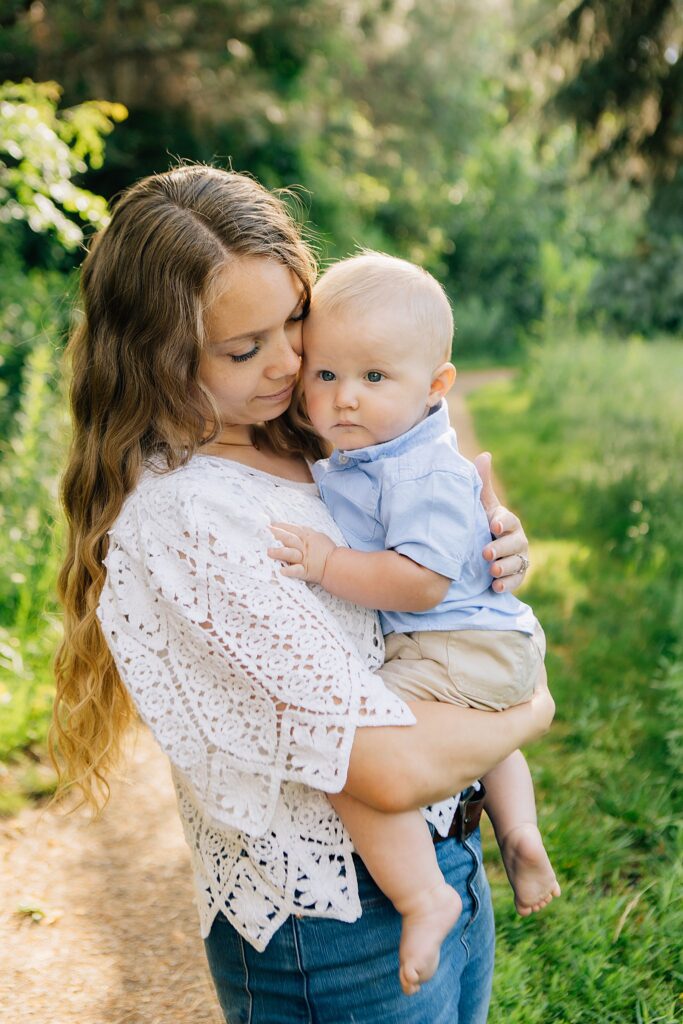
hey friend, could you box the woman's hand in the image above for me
[475,451,529,593]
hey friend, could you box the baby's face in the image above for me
[302,303,439,450]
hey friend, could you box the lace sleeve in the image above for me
[98,479,414,837]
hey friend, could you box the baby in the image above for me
[269,252,560,996]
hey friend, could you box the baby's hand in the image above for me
[268,522,337,584]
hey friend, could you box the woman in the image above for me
[53,165,554,1024]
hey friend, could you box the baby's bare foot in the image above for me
[397,883,462,996]
[500,822,561,916]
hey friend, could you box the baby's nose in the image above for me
[334,385,358,409]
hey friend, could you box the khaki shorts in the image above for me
[379,621,546,712]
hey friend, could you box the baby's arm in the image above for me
[268,522,450,612]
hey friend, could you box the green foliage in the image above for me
[445,136,548,356]
[0,333,67,763]
[531,0,682,181]
[518,0,683,338]
[0,77,118,776]
[0,246,74,437]
[3,3,680,346]
[470,336,683,1022]
[588,230,683,336]
[0,79,126,248]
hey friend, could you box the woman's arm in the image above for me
[104,473,549,835]
[345,666,554,813]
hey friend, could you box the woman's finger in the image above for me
[489,505,521,537]
[483,529,528,563]
[474,452,499,515]
[491,570,525,594]
[489,553,529,580]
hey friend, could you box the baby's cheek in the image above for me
[304,390,330,433]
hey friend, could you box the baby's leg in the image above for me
[329,790,462,996]
[483,750,561,915]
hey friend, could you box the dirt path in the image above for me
[0,369,513,1024]
[446,367,513,500]
[0,728,223,1024]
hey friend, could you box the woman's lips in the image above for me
[258,382,295,401]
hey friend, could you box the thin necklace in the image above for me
[211,438,260,450]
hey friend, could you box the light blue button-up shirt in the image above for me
[312,400,536,636]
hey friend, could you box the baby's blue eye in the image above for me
[319,370,336,381]
[366,371,384,383]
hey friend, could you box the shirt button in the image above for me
[339,455,348,464]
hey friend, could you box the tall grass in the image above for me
[470,336,683,1024]
[0,333,67,810]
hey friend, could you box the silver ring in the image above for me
[517,554,530,574]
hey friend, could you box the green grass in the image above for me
[470,335,683,1023]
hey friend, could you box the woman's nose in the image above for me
[265,332,302,379]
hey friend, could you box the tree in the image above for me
[513,0,683,334]
[0,78,126,248]
[527,0,682,183]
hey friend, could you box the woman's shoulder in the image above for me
[110,454,332,568]
[133,453,276,503]
[113,455,272,545]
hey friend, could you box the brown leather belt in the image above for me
[433,782,487,844]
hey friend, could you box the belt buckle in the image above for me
[452,782,487,842]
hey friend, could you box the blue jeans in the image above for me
[204,829,495,1024]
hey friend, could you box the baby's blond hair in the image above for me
[313,251,454,364]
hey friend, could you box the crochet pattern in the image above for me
[97,456,457,948]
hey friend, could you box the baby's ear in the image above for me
[428,362,456,406]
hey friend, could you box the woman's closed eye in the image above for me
[230,344,260,363]
[231,309,306,362]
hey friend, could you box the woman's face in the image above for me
[199,256,307,428]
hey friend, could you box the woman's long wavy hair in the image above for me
[51,164,324,812]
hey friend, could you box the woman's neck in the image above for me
[200,432,313,484]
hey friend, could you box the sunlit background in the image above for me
[1,2,681,1021]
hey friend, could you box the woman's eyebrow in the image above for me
[209,294,306,348]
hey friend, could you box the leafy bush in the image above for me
[0,244,73,437]
[0,79,125,248]
[0,333,67,762]
[587,231,683,337]
[0,80,122,774]
[451,295,512,362]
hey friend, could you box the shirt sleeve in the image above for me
[380,469,479,581]
[97,480,414,838]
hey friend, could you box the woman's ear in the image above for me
[427,362,456,407]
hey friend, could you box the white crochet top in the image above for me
[97,455,458,949]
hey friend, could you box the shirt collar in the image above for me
[329,400,450,466]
